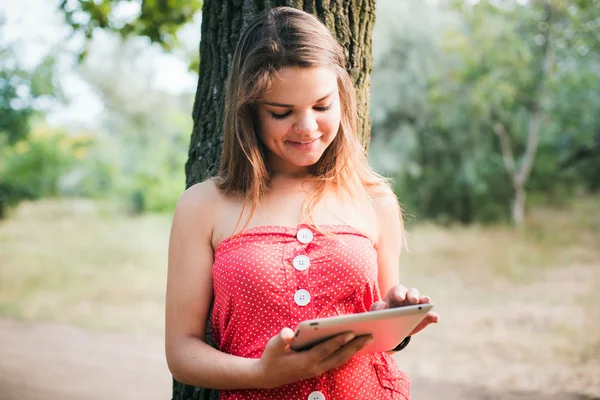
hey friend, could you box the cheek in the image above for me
[258,116,288,144]
[320,112,341,138]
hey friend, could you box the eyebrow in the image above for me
[263,90,335,108]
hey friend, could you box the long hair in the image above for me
[216,7,391,231]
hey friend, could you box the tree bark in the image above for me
[177,1,376,398]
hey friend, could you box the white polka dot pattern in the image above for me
[211,224,410,400]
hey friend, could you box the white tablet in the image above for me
[290,303,433,355]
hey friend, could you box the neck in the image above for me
[266,151,318,179]
[267,172,317,194]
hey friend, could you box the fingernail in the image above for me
[365,336,374,345]
[344,333,355,343]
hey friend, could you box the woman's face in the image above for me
[256,66,341,176]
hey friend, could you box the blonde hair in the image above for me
[216,7,390,230]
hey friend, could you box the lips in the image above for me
[287,138,319,145]
[286,137,321,151]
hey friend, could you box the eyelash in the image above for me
[270,104,332,120]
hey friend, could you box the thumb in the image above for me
[267,327,295,353]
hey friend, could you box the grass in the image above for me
[0,199,170,334]
[395,196,600,396]
[0,196,599,396]
[402,196,599,285]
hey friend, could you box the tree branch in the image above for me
[516,110,541,187]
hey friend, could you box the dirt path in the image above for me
[0,318,595,400]
[0,318,170,400]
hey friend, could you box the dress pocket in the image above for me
[373,362,410,400]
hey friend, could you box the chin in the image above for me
[291,154,325,167]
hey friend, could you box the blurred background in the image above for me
[0,0,598,399]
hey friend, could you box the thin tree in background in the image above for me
[492,4,553,225]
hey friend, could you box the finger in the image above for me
[385,285,407,307]
[389,286,420,307]
[310,332,355,362]
[370,301,388,311]
[420,296,431,304]
[408,312,439,336]
[281,327,295,343]
[318,335,373,372]
[404,288,420,305]
[266,327,295,354]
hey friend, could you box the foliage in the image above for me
[0,118,188,219]
[53,133,119,199]
[1,20,194,218]
[370,0,600,224]
[0,126,76,218]
[75,34,192,213]
[0,126,84,201]
[0,17,65,217]
[122,120,189,214]
[0,47,34,146]
[0,181,35,220]
[0,26,63,145]
[59,0,202,56]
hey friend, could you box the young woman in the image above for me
[165,7,438,400]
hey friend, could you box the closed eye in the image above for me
[270,111,292,120]
[269,103,332,120]
[314,103,331,112]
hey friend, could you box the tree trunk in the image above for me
[177,1,377,398]
[512,184,525,225]
[492,5,552,225]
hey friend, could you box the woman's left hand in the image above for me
[370,285,439,336]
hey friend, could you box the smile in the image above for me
[286,137,321,151]
[288,138,319,144]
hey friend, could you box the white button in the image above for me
[294,289,311,306]
[297,228,314,244]
[292,255,310,271]
[308,391,325,400]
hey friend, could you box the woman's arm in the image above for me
[165,180,263,389]
[371,187,439,336]
[372,188,403,298]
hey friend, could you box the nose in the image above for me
[293,112,318,134]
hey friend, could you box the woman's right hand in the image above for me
[254,327,372,389]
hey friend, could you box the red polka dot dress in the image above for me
[211,224,410,400]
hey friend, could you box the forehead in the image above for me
[263,66,338,104]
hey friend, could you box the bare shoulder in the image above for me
[177,178,222,209]
[369,183,400,215]
[367,183,403,247]
[172,178,223,237]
